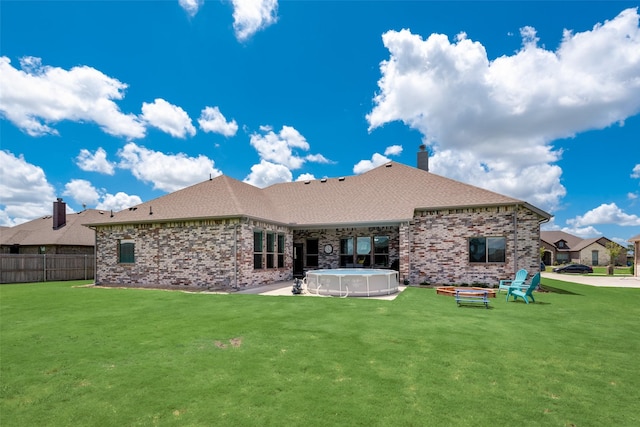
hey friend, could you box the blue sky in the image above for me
[1,1,639,246]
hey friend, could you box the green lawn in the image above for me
[591,266,632,275]
[1,279,639,426]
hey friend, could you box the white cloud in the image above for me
[232,0,278,42]
[0,150,57,226]
[198,106,238,137]
[61,178,142,212]
[140,98,196,138]
[0,56,145,139]
[632,164,640,179]
[304,153,331,163]
[63,179,101,206]
[561,225,603,239]
[243,159,292,188]
[567,203,640,227]
[384,145,403,156]
[628,192,638,200]
[367,8,640,213]
[96,192,143,212]
[76,147,115,175]
[179,0,203,17]
[250,125,321,169]
[296,173,316,182]
[118,142,222,192]
[353,153,391,174]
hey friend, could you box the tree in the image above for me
[605,241,623,275]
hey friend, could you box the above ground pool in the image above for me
[305,268,399,297]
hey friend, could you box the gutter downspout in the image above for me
[89,226,98,284]
[513,204,518,275]
[234,223,240,289]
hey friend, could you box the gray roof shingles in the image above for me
[84,162,550,227]
[1,209,107,246]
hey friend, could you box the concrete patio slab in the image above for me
[235,280,407,300]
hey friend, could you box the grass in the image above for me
[590,266,632,275]
[1,279,639,426]
[545,265,632,276]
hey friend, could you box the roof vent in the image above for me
[304,180,310,184]
[320,178,327,183]
[385,163,392,168]
[338,177,345,181]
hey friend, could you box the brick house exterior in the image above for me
[1,200,98,255]
[540,231,627,266]
[629,234,639,277]
[85,158,550,291]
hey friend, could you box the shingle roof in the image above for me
[84,162,550,227]
[1,209,106,246]
[540,231,583,249]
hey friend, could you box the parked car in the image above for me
[552,264,593,274]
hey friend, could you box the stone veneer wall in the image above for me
[406,205,542,286]
[95,218,292,290]
[293,226,400,270]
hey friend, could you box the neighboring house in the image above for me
[630,234,640,277]
[540,231,627,267]
[1,199,100,255]
[85,152,551,291]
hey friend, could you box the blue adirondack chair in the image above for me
[497,269,528,293]
[506,272,540,304]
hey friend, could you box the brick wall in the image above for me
[294,226,400,270]
[406,206,542,286]
[94,206,543,290]
[95,218,292,290]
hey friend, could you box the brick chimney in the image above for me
[417,144,429,171]
[53,198,66,230]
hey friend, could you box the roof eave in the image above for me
[289,219,406,230]
[82,213,291,228]
[415,201,552,220]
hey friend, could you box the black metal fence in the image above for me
[0,254,95,284]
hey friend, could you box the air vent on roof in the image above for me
[385,163,392,168]
[320,178,327,183]
[304,180,310,184]
[338,177,345,181]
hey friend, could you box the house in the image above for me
[84,150,551,291]
[1,199,100,255]
[0,199,106,283]
[630,234,640,277]
[540,231,627,267]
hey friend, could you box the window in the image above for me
[340,238,354,267]
[306,239,319,267]
[253,231,263,269]
[277,234,285,268]
[119,239,135,263]
[356,237,371,266]
[374,236,389,266]
[469,237,505,263]
[266,232,275,268]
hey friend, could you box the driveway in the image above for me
[542,272,640,288]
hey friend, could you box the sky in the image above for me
[1,1,639,247]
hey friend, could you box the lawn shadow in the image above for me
[454,304,495,310]
[540,285,583,296]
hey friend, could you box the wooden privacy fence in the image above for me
[0,254,95,284]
